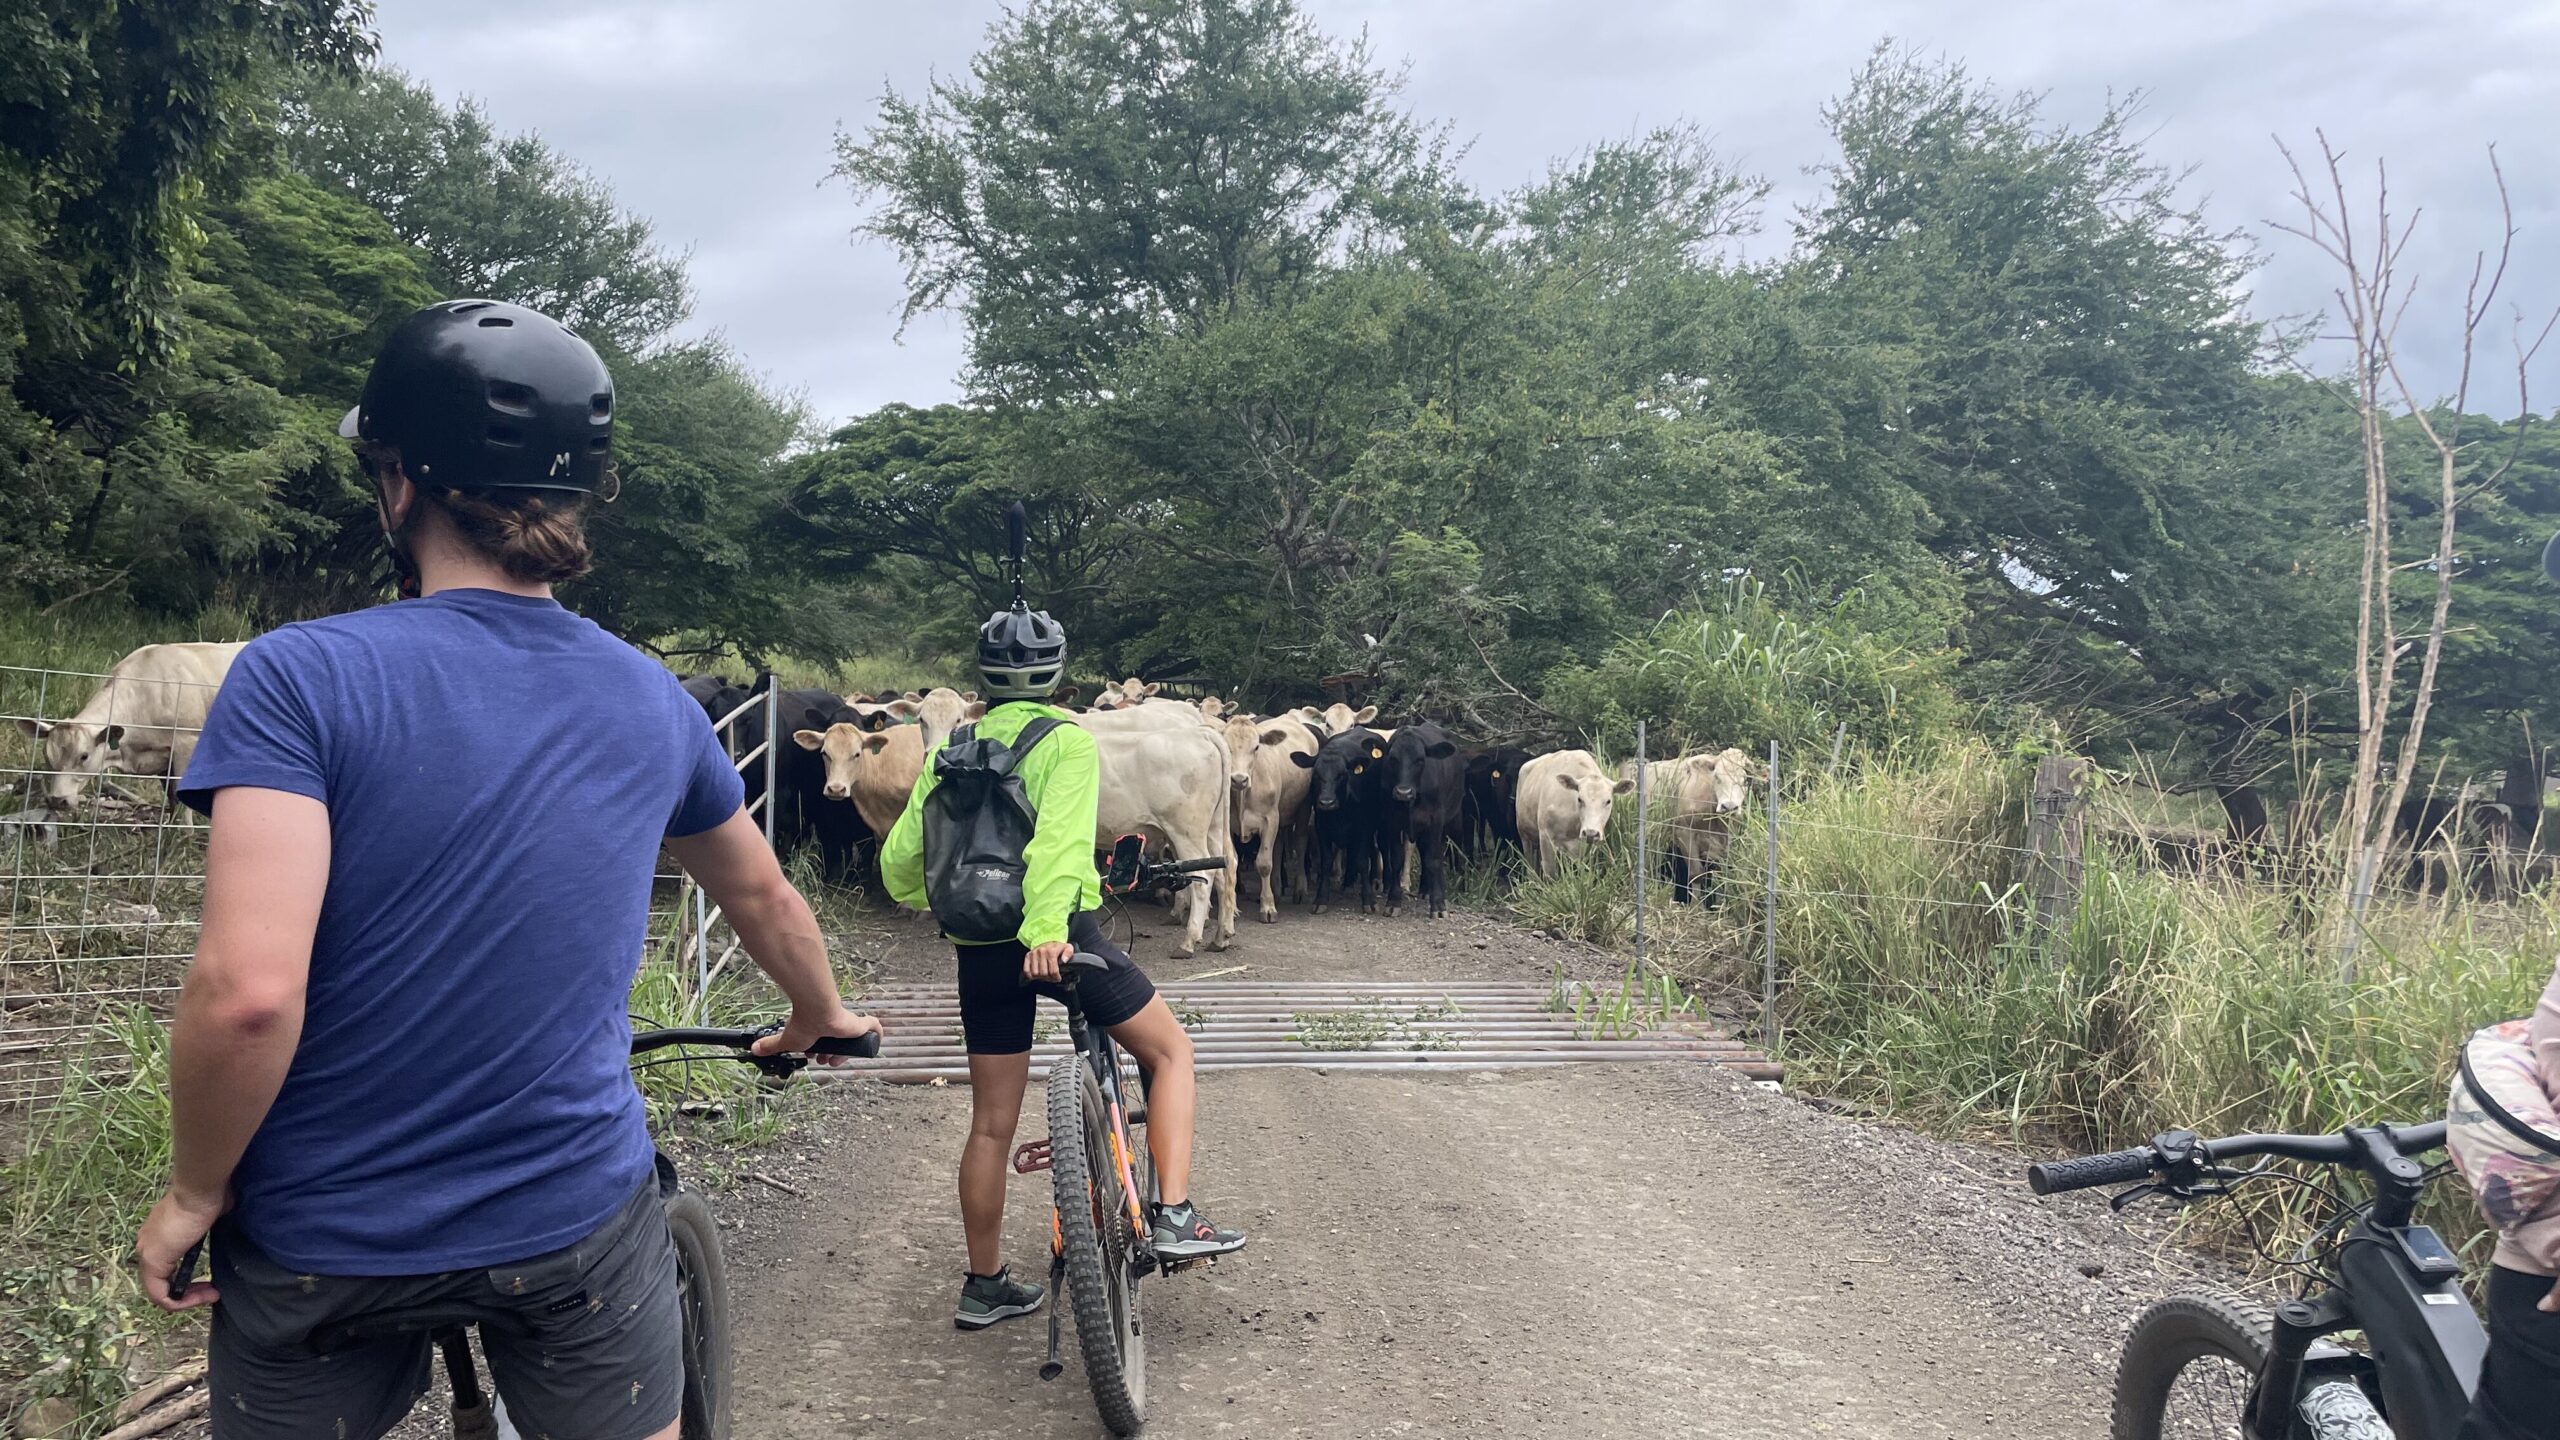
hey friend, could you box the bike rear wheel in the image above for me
[665,1188,734,1440]
[2111,1294,2271,1440]
[1049,1056,1145,1437]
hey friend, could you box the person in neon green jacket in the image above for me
[879,606,1245,1333]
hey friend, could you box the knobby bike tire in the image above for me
[665,1188,734,1440]
[2111,1293,2276,1440]
[1049,1056,1146,1437]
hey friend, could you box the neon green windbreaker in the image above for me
[879,700,1101,948]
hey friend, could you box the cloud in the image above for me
[370,0,2560,424]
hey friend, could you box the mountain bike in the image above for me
[2028,1118,2484,1439]
[1009,896,1215,1435]
[174,1023,880,1440]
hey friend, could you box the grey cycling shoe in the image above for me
[1151,1200,1247,1259]
[954,1267,1046,1330]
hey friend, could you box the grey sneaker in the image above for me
[954,1267,1045,1330]
[1151,1201,1247,1259]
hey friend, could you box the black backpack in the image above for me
[920,717,1066,943]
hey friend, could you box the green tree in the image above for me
[835,0,1427,401]
[284,69,692,353]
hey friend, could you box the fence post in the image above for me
[1762,739,1780,1057]
[758,672,780,846]
[1633,719,1648,972]
[2025,754,2093,940]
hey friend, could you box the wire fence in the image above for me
[0,661,782,1115]
[1616,728,2088,1061]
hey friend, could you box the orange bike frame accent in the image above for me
[1106,1102,1147,1235]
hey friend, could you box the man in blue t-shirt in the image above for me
[130,299,880,1440]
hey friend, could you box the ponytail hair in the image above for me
[428,486,595,584]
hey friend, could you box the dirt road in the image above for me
[712,907,2196,1438]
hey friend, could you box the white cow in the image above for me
[16,641,246,810]
[1220,713,1317,922]
[1515,749,1634,876]
[1072,718,1238,955]
[1642,748,1753,904]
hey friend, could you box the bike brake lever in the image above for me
[2108,1182,2163,1212]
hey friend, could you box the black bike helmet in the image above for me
[339,299,614,494]
[977,607,1067,701]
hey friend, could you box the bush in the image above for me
[1542,576,1966,760]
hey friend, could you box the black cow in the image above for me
[679,673,751,731]
[1460,747,1533,868]
[1380,722,1464,917]
[755,688,873,881]
[1292,726,1390,913]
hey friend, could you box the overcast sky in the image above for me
[370,0,2560,428]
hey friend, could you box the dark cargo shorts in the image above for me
[208,1175,683,1440]
[957,911,1157,1054]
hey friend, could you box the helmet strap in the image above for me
[375,476,425,600]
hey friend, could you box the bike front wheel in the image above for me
[665,1188,734,1440]
[1049,1057,1146,1437]
[2111,1294,2272,1440]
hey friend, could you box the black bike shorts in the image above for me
[957,911,1157,1055]
[2461,1264,2560,1440]
[208,1177,683,1440]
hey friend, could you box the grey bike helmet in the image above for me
[977,607,1067,701]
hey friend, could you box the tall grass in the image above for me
[1505,738,2558,1264]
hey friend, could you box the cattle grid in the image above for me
[824,979,1779,1083]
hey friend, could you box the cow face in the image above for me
[911,687,985,752]
[1317,703,1378,736]
[1382,726,1458,804]
[1704,748,1752,815]
[1554,767,1636,841]
[1293,729,1382,812]
[791,723,871,801]
[15,719,128,811]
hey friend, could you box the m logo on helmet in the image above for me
[549,451,572,477]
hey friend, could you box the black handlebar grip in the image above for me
[1168,857,1227,873]
[807,1031,884,1059]
[2026,1147,2156,1195]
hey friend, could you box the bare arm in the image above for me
[139,787,327,1311]
[664,808,880,1056]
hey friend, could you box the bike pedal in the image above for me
[1012,1139,1052,1174]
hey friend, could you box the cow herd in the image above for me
[0,643,1759,956]
[690,673,1762,957]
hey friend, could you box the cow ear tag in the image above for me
[1490,770,1501,780]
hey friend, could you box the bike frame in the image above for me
[2247,1127,2487,1438]
[1056,981,1157,1270]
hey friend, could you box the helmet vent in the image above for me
[588,436,610,451]
[590,393,612,417]
[476,315,515,328]
[485,424,525,448]
[486,381,536,415]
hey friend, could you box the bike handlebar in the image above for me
[1160,856,1227,875]
[629,1026,882,1060]
[2026,1121,2447,1196]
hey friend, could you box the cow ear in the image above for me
[1053,684,1080,705]
[1353,705,1378,724]
[964,702,987,720]
[1612,777,1635,795]
[1289,750,1318,769]
[886,698,921,719]
[793,729,827,752]
[1426,740,1457,759]
[102,724,123,750]
[1556,774,1580,792]
[861,733,892,755]
[858,708,893,733]
[1259,726,1293,748]
[14,717,44,739]
[1140,681,1161,697]
[961,690,978,703]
